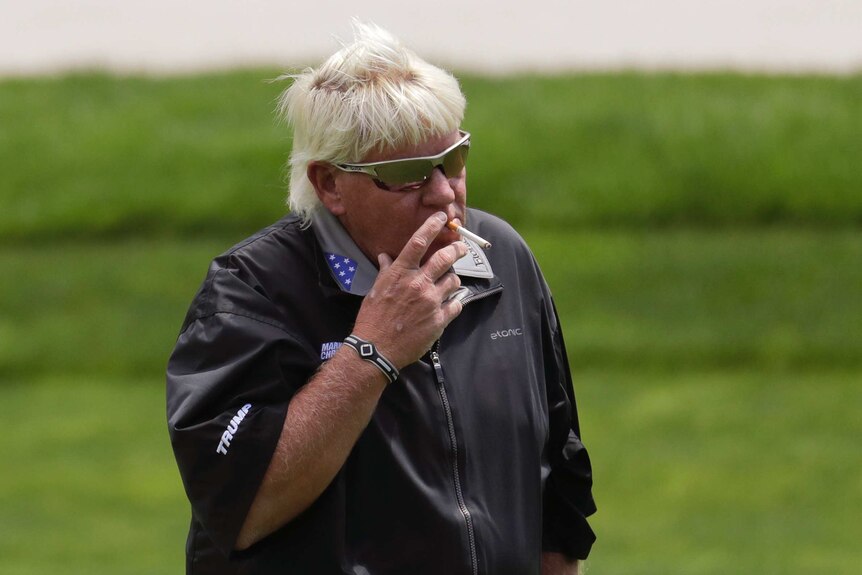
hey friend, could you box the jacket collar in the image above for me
[310,208,496,297]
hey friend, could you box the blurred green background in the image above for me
[1,71,860,574]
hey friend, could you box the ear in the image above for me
[307,162,346,216]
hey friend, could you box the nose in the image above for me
[421,166,457,208]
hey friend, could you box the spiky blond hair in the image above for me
[276,21,466,221]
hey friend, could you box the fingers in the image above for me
[394,212,448,269]
[434,271,462,300]
[440,296,464,325]
[359,216,467,366]
[423,240,468,282]
[377,252,393,272]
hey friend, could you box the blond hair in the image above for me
[276,21,466,221]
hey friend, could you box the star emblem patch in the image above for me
[325,253,358,291]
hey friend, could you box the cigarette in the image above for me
[447,221,492,249]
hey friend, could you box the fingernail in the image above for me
[436,212,447,223]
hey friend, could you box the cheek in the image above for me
[364,197,422,251]
[454,179,468,204]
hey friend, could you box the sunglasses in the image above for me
[334,130,470,192]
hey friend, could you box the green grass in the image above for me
[464,73,862,229]
[526,227,862,371]
[1,378,188,575]
[1,229,859,379]
[2,371,859,574]
[0,238,231,379]
[578,369,862,575]
[2,69,859,573]
[0,71,286,241]
[1,71,860,241]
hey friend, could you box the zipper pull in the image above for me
[429,350,445,384]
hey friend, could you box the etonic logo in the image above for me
[490,328,524,340]
[216,403,252,455]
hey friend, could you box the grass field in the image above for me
[1,70,860,574]
[2,370,859,575]
[1,229,860,378]
[2,230,859,573]
[1,72,860,241]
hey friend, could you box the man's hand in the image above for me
[235,212,468,550]
[352,212,468,368]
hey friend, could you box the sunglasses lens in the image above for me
[374,160,434,190]
[442,143,469,178]
[368,137,471,192]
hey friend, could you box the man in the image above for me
[167,22,595,575]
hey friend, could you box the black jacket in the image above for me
[166,208,596,574]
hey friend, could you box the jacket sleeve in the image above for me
[541,296,597,559]
[165,268,316,557]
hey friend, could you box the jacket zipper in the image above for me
[459,284,503,307]
[430,341,479,575]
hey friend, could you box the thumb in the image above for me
[377,252,394,271]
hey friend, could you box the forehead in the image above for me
[361,130,462,163]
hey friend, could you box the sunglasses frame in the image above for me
[335,130,471,192]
